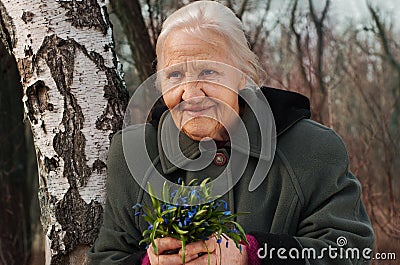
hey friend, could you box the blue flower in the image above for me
[223,211,231,215]
[184,217,192,226]
[223,201,228,210]
[147,224,153,230]
[187,211,194,219]
[217,238,222,244]
[219,200,228,210]
[134,211,141,216]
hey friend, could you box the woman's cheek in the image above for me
[163,89,181,109]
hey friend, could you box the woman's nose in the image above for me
[181,81,205,101]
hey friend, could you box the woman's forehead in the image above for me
[159,30,232,68]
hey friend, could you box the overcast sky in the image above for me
[331,0,398,29]
[260,0,400,33]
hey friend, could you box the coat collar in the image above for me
[153,87,310,174]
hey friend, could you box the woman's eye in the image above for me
[168,71,183,79]
[200,69,216,77]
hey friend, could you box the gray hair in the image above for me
[156,1,263,85]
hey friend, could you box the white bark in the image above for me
[0,0,127,264]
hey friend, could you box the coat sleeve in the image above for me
[88,131,146,265]
[251,122,374,265]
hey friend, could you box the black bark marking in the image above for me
[26,80,51,124]
[90,49,128,135]
[21,11,35,23]
[24,45,33,56]
[59,0,108,35]
[44,156,59,171]
[92,159,106,174]
[0,1,17,52]
[48,188,103,262]
[35,35,91,188]
[48,103,54,111]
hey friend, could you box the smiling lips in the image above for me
[183,105,214,117]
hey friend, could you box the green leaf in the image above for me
[162,182,169,202]
[172,223,189,235]
[139,237,151,246]
[187,178,198,186]
[148,182,161,213]
[150,230,157,255]
[193,209,208,220]
[142,229,152,237]
[200,178,211,187]
[181,235,186,264]
[161,207,177,216]
[142,206,156,220]
[227,221,248,244]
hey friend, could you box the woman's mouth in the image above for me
[183,105,214,117]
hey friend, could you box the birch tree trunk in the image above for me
[0,1,128,264]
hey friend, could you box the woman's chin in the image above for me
[182,128,213,141]
[181,125,227,141]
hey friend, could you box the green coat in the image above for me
[89,87,374,265]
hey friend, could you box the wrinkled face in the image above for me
[158,30,245,141]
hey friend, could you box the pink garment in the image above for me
[141,252,150,265]
[245,234,261,265]
[140,234,261,265]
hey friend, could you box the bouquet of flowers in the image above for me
[133,178,248,264]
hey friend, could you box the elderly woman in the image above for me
[89,1,374,265]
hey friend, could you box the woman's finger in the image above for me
[179,239,216,257]
[148,250,183,265]
[184,252,217,265]
[153,237,182,254]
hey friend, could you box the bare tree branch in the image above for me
[308,0,331,121]
[146,0,157,47]
[237,0,249,19]
[367,3,400,73]
[250,0,272,48]
[110,0,156,82]
[290,0,313,95]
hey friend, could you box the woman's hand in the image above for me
[147,237,198,265]
[179,236,248,265]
